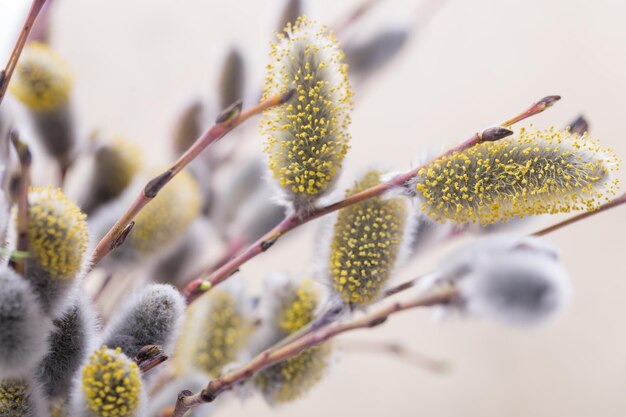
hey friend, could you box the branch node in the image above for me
[215,100,243,124]
[144,170,174,198]
[200,387,217,402]
[111,221,134,251]
[478,126,513,143]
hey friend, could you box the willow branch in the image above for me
[170,288,457,416]
[88,91,293,268]
[9,132,32,275]
[533,192,626,237]
[0,0,47,107]
[340,339,449,373]
[183,95,560,304]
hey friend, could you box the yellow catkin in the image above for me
[329,170,408,306]
[0,379,31,417]
[9,41,72,111]
[414,126,620,225]
[129,170,201,255]
[27,187,89,280]
[256,280,331,403]
[261,16,353,210]
[191,290,251,378]
[81,346,141,417]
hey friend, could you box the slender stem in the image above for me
[9,132,32,275]
[170,288,457,415]
[0,0,47,107]
[533,192,626,237]
[340,339,449,373]
[183,95,559,304]
[88,92,293,269]
[333,0,385,35]
[272,271,437,352]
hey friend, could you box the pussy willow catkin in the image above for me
[412,127,619,224]
[24,187,89,316]
[78,346,142,417]
[0,379,37,417]
[256,280,332,404]
[261,16,353,212]
[27,187,88,281]
[329,170,409,306]
[127,170,201,256]
[9,42,72,112]
[177,289,251,378]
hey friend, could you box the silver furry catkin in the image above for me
[36,293,98,402]
[0,266,50,379]
[444,235,572,326]
[104,284,185,358]
[218,47,246,109]
[344,28,410,80]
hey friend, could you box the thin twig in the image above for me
[88,91,294,269]
[9,131,32,275]
[170,288,457,415]
[332,0,385,35]
[533,192,626,237]
[340,339,449,373]
[0,0,48,107]
[183,95,559,304]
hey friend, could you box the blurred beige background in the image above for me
[3,0,626,416]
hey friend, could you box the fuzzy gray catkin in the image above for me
[444,235,572,326]
[344,28,410,79]
[81,136,141,215]
[37,293,98,402]
[0,266,50,379]
[104,284,185,358]
[218,47,246,109]
[21,187,89,317]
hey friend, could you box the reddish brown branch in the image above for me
[9,132,32,275]
[0,0,48,107]
[340,339,449,373]
[183,95,559,304]
[170,288,457,415]
[533,192,626,237]
[88,92,293,269]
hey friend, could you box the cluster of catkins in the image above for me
[0,0,622,415]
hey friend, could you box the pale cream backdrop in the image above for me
[2,0,626,416]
